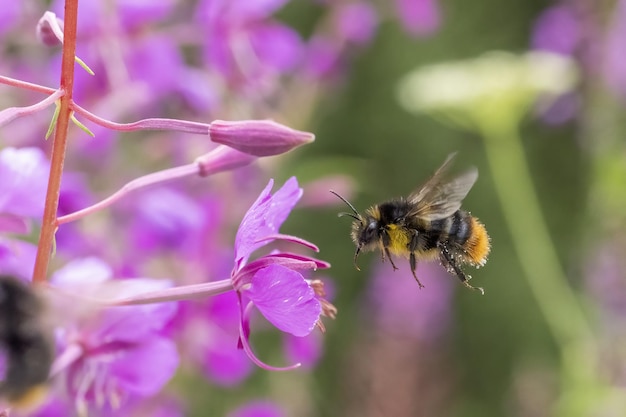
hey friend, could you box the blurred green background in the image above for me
[256,1,623,417]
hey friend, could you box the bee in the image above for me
[0,275,54,407]
[332,153,490,294]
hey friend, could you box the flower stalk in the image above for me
[33,0,79,283]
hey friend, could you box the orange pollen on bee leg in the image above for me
[465,217,491,266]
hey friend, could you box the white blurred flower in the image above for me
[397,51,579,129]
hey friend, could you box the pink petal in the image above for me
[235,178,302,266]
[245,264,321,337]
[238,301,301,371]
[109,335,179,396]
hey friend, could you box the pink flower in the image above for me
[230,178,333,370]
[49,258,179,413]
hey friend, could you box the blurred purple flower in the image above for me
[11,395,72,417]
[300,175,356,208]
[54,173,98,257]
[0,147,49,234]
[117,0,176,30]
[227,400,286,417]
[366,260,453,342]
[49,258,179,412]
[585,242,626,324]
[125,35,184,99]
[51,0,174,37]
[0,238,37,280]
[394,0,441,37]
[531,5,582,56]
[195,0,302,87]
[0,2,21,36]
[303,35,343,80]
[201,292,254,386]
[128,187,204,254]
[230,178,333,370]
[336,2,379,45]
[604,0,626,99]
[284,332,322,369]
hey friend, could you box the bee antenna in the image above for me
[338,212,360,221]
[329,190,360,217]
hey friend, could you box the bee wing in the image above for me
[408,154,478,221]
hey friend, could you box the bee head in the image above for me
[330,191,379,271]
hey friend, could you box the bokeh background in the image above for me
[1,0,625,416]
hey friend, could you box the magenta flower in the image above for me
[195,0,302,87]
[230,177,333,370]
[366,260,453,342]
[336,2,379,45]
[48,258,179,413]
[603,0,626,99]
[0,2,20,36]
[0,238,38,280]
[201,292,254,386]
[126,187,205,254]
[531,5,582,56]
[0,147,49,234]
[394,0,441,37]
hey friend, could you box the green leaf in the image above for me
[71,113,95,137]
[75,56,95,76]
[45,101,61,140]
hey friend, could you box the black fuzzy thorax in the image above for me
[376,199,473,252]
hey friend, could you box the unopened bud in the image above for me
[209,120,315,157]
[195,145,256,177]
[36,12,64,47]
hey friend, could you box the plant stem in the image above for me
[56,164,200,225]
[32,0,79,283]
[479,118,594,346]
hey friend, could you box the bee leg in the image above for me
[407,230,424,288]
[384,247,399,271]
[409,252,424,288]
[438,242,484,295]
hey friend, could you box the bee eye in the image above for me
[362,221,378,240]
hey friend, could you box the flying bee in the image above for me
[332,153,490,294]
[0,275,54,408]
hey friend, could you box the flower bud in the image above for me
[194,145,256,177]
[36,12,64,47]
[209,120,315,157]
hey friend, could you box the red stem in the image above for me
[32,0,79,283]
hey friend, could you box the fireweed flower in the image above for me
[0,238,37,280]
[394,0,441,37]
[0,2,20,36]
[126,187,205,255]
[97,178,333,372]
[335,2,378,46]
[230,177,333,370]
[367,261,453,342]
[0,147,49,234]
[47,258,179,414]
[195,0,303,89]
[531,4,583,56]
[603,0,626,99]
[201,293,254,386]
